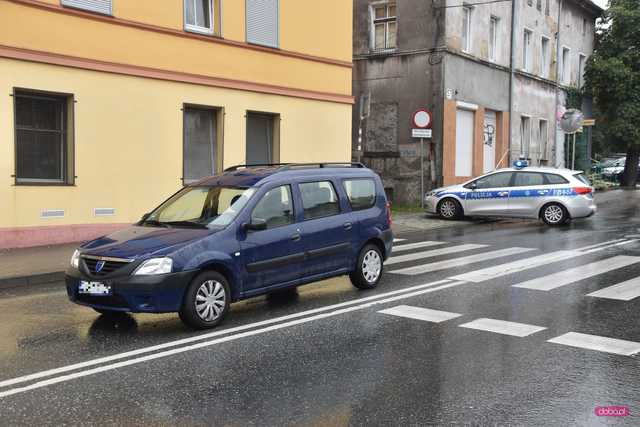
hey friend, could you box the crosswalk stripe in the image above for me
[450,250,585,283]
[393,238,406,243]
[385,244,488,266]
[512,256,640,291]
[458,318,546,337]
[392,241,446,253]
[548,332,640,356]
[391,247,535,276]
[577,239,628,252]
[587,276,640,301]
[378,305,462,323]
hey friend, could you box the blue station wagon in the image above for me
[66,163,393,329]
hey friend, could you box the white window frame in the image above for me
[489,16,499,62]
[538,119,548,160]
[462,6,472,53]
[540,36,550,78]
[560,46,571,84]
[523,28,533,72]
[184,0,214,35]
[520,115,532,157]
[369,2,397,51]
[578,53,587,88]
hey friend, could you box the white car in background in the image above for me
[424,163,596,226]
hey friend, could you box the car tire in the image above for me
[179,271,231,330]
[350,244,384,290]
[437,198,462,220]
[92,308,122,317]
[541,203,569,226]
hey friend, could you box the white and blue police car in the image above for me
[424,161,596,225]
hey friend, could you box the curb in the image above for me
[0,271,65,291]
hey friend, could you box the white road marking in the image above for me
[458,318,546,337]
[393,238,406,243]
[0,278,466,392]
[392,241,446,253]
[378,305,462,323]
[391,247,534,276]
[577,239,628,252]
[385,244,488,266]
[548,332,640,356]
[450,250,585,283]
[587,277,640,301]
[582,239,639,254]
[512,256,640,291]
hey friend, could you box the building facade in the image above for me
[353,0,600,205]
[0,0,353,248]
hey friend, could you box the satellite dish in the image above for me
[560,109,584,133]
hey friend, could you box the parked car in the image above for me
[601,158,626,180]
[424,163,596,226]
[66,163,393,329]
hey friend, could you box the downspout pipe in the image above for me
[554,0,564,167]
[508,0,517,165]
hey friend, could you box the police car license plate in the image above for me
[78,281,111,296]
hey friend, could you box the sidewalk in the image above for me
[0,214,473,289]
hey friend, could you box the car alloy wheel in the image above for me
[439,199,457,218]
[195,280,226,322]
[362,249,382,283]
[543,204,566,225]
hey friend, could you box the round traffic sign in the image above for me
[412,109,432,129]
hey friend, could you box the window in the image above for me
[582,18,587,36]
[246,112,279,165]
[462,6,472,52]
[343,179,376,211]
[561,47,570,84]
[185,0,213,34]
[14,89,74,185]
[184,106,219,183]
[578,54,587,88]
[539,119,548,159]
[541,36,550,78]
[545,0,550,15]
[520,116,531,157]
[470,172,513,189]
[246,0,279,48]
[536,0,542,11]
[489,16,499,62]
[251,185,294,229]
[513,172,545,187]
[61,0,111,15]
[299,181,340,220]
[523,29,532,71]
[545,173,569,184]
[372,3,397,50]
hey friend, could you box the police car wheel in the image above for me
[350,244,383,290]
[179,271,231,329]
[541,203,568,226]
[93,308,123,317]
[438,198,462,220]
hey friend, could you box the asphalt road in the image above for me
[1,189,640,426]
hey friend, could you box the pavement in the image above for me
[1,189,640,425]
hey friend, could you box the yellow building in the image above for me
[0,0,353,248]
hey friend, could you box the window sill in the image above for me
[14,182,76,187]
[61,5,113,17]
[246,41,280,50]
[184,26,217,37]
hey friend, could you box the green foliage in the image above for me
[585,0,640,150]
[565,87,583,110]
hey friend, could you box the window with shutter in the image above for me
[61,0,112,15]
[246,0,279,48]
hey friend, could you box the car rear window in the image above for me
[544,173,569,184]
[574,173,591,185]
[343,179,376,211]
[299,181,341,220]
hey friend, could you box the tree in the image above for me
[585,0,640,187]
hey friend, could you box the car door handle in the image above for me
[498,192,509,197]
[291,233,302,242]
[343,222,353,231]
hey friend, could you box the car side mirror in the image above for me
[140,212,151,222]
[244,218,267,231]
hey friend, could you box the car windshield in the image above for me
[144,186,256,229]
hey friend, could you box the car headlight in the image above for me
[133,257,173,275]
[425,191,436,198]
[70,249,80,269]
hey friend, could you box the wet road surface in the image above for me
[1,189,640,426]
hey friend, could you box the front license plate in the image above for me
[78,281,112,296]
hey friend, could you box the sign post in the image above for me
[412,110,432,208]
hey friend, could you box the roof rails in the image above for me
[224,162,366,172]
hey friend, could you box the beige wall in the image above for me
[0,58,351,231]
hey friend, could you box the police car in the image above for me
[424,161,596,225]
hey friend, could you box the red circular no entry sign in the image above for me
[412,109,432,129]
